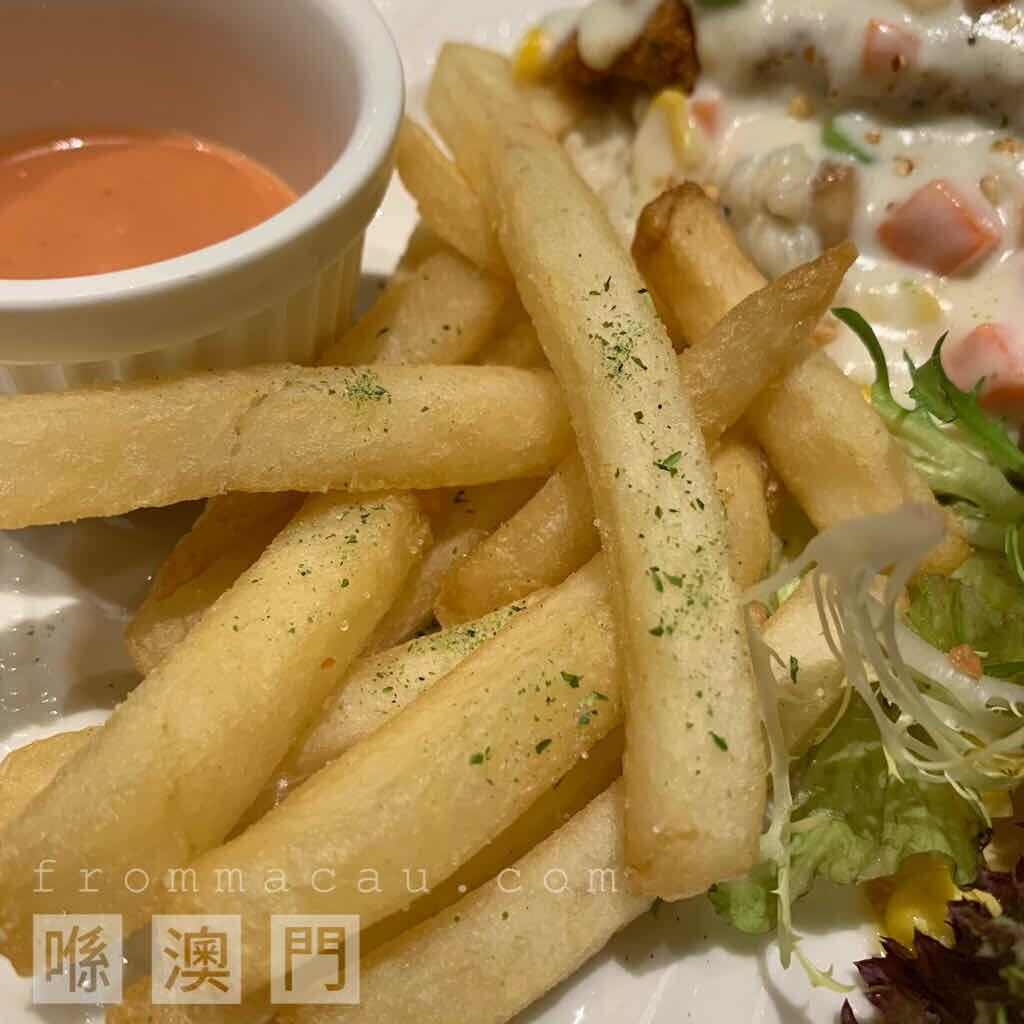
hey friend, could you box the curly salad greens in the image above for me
[709,308,1024,1019]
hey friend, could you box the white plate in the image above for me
[0,2,877,1020]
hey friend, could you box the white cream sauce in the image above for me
[549,0,1024,403]
[540,0,665,70]
[696,0,1024,130]
[707,97,1024,393]
[689,1,1024,394]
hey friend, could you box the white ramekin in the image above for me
[0,0,403,393]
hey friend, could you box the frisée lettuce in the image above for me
[833,307,1024,579]
[721,497,1024,983]
[709,695,988,934]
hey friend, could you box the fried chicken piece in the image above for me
[551,0,701,94]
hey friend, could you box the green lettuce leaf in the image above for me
[709,696,987,934]
[832,308,1024,526]
[905,553,1024,677]
[906,338,1024,479]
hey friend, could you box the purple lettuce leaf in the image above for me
[843,859,1024,1023]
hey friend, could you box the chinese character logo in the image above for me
[151,916,241,1004]
[270,915,359,1005]
[32,915,122,1005]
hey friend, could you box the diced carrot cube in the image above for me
[862,20,920,76]
[942,322,1024,421]
[877,179,1001,276]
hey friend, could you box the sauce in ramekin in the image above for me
[0,129,296,279]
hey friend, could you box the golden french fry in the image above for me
[109,733,623,1024]
[748,350,970,574]
[245,593,539,826]
[517,79,583,139]
[436,245,855,624]
[362,725,623,953]
[366,480,540,654]
[679,243,856,441]
[321,247,509,365]
[391,221,445,283]
[0,492,428,971]
[281,783,649,1024]
[129,480,540,675]
[436,454,595,625]
[428,43,764,897]
[0,729,95,832]
[147,492,301,599]
[762,575,849,754]
[4,606,539,859]
[475,319,548,369]
[0,363,572,528]
[396,117,507,278]
[633,185,967,574]
[119,557,622,1002]
[126,243,516,672]
[632,183,766,347]
[125,492,301,673]
[714,436,772,591]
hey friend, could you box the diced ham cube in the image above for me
[877,179,1001,276]
[942,322,1024,422]
[691,93,722,136]
[862,20,920,76]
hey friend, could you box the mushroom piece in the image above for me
[811,160,859,248]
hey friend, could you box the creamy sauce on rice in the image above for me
[522,0,1024,407]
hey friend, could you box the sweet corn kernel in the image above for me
[983,789,1014,819]
[514,27,552,82]
[904,282,943,324]
[650,88,705,170]
[883,853,957,948]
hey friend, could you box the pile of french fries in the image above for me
[0,43,968,1024]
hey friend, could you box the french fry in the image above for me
[120,556,623,1001]
[714,435,772,591]
[762,575,848,754]
[437,436,770,626]
[632,183,766,347]
[108,733,623,1024]
[244,594,539,825]
[475,319,548,369]
[108,998,260,1024]
[634,185,968,573]
[128,481,540,674]
[321,247,509,365]
[436,245,855,624]
[517,79,584,140]
[396,117,507,278]
[428,43,765,897]
[0,492,428,971]
[281,783,649,1024]
[126,245,516,671]
[125,492,301,673]
[436,454,595,625]
[0,363,572,528]
[361,726,623,953]
[2,603,540,863]
[677,244,855,441]
[391,221,445,283]
[748,350,970,573]
[0,728,95,832]
[366,480,540,653]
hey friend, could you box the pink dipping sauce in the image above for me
[0,129,296,279]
